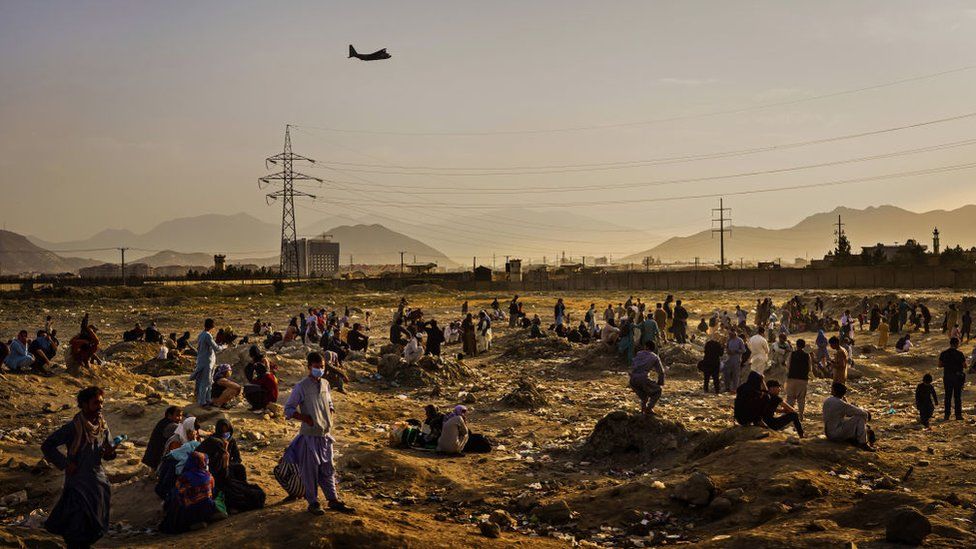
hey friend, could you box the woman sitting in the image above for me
[437,405,469,455]
[159,452,227,533]
[210,364,241,409]
[165,417,199,453]
[733,371,768,427]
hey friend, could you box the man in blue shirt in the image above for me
[5,330,52,376]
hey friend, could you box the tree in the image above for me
[836,234,852,258]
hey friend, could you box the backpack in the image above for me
[273,457,304,499]
[223,477,266,511]
[463,433,493,453]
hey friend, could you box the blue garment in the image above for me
[640,319,660,345]
[190,331,221,405]
[168,441,202,474]
[5,339,34,370]
[726,336,746,368]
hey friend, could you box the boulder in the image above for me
[1,490,27,506]
[885,506,931,545]
[122,403,145,418]
[670,472,716,507]
[583,411,688,459]
[706,497,733,519]
[500,378,549,409]
[489,509,517,530]
[532,500,573,524]
[478,521,501,538]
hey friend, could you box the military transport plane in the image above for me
[348,45,391,61]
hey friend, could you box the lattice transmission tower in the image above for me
[259,125,321,278]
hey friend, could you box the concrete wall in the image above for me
[322,266,976,293]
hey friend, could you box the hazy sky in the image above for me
[3,0,976,260]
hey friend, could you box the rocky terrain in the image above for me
[0,286,975,547]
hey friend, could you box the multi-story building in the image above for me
[295,235,340,277]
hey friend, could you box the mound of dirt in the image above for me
[659,343,703,366]
[583,411,690,459]
[131,356,194,377]
[102,341,160,365]
[564,344,627,371]
[502,336,575,359]
[377,354,474,387]
[499,378,550,409]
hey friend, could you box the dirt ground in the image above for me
[1,285,976,548]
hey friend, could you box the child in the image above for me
[914,373,938,428]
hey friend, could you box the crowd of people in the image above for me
[19,292,976,547]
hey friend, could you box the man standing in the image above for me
[653,304,668,343]
[939,337,967,421]
[673,299,689,344]
[919,302,932,333]
[828,336,848,385]
[508,295,520,328]
[42,387,117,548]
[723,329,746,392]
[284,352,354,515]
[747,330,770,375]
[189,318,223,407]
[785,339,812,420]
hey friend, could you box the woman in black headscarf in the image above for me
[733,371,769,426]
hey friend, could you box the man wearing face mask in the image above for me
[283,352,355,516]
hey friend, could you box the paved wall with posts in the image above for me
[323,266,976,293]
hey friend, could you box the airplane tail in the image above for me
[348,44,357,58]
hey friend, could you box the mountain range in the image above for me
[621,205,976,264]
[0,231,99,274]
[18,213,457,272]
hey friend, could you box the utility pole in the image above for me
[259,125,321,280]
[695,256,700,270]
[349,254,353,267]
[712,198,732,269]
[118,247,129,285]
[492,253,495,270]
[399,251,406,276]
[833,214,846,247]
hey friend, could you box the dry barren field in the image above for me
[1,285,975,548]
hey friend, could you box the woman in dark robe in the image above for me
[461,313,477,356]
[733,371,769,427]
[159,452,225,533]
[42,386,117,549]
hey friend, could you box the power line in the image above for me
[307,137,976,195]
[311,160,976,210]
[291,63,976,136]
[297,110,976,173]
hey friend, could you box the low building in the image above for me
[406,262,437,275]
[78,262,153,279]
[860,239,928,261]
[473,266,493,281]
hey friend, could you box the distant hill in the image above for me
[319,224,458,267]
[31,213,457,268]
[0,230,100,274]
[131,250,214,268]
[29,213,281,263]
[621,205,976,264]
